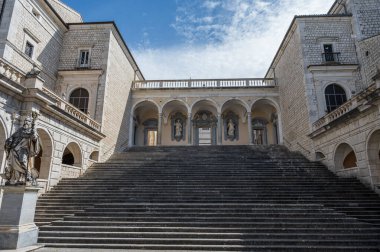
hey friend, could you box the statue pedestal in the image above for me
[0,186,39,249]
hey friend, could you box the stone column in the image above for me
[188,113,192,145]
[0,186,40,250]
[217,114,222,145]
[248,113,253,145]
[157,113,162,146]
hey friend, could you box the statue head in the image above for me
[23,116,33,129]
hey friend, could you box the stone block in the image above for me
[0,186,39,249]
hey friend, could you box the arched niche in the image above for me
[367,130,380,185]
[162,100,188,145]
[221,99,248,144]
[34,128,53,180]
[62,142,83,167]
[334,143,357,170]
[89,151,99,161]
[133,101,159,146]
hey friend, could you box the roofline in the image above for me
[328,0,339,14]
[68,21,145,80]
[264,14,352,78]
[43,0,69,29]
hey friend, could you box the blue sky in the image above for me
[61,0,335,79]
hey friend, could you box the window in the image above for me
[78,50,90,68]
[325,84,347,113]
[69,88,89,113]
[25,41,34,58]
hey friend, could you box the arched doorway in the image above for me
[34,128,53,180]
[133,101,159,146]
[251,99,280,145]
[191,100,218,146]
[367,130,380,186]
[334,143,357,170]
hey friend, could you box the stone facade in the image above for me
[0,0,379,195]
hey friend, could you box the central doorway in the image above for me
[199,128,212,145]
[193,111,217,146]
[147,130,158,146]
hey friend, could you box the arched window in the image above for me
[69,88,89,113]
[325,84,347,113]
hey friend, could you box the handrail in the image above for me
[42,87,102,132]
[0,58,24,84]
[132,78,276,89]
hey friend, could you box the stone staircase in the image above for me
[35,145,380,251]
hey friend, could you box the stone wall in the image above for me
[358,35,380,88]
[2,0,65,89]
[100,31,136,160]
[348,0,380,40]
[313,104,380,188]
[46,0,82,23]
[271,23,314,158]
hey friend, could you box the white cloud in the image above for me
[135,0,335,79]
[202,1,222,10]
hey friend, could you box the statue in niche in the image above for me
[171,112,186,142]
[227,119,235,137]
[223,111,239,141]
[175,120,183,138]
[3,112,41,186]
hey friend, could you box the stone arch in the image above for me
[62,142,83,168]
[89,151,99,161]
[191,98,219,115]
[132,100,160,146]
[366,129,380,186]
[191,99,219,146]
[221,99,249,144]
[162,99,189,145]
[251,98,282,145]
[334,143,357,170]
[35,128,54,180]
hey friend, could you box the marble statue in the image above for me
[227,119,235,137]
[175,119,182,137]
[4,112,40,186]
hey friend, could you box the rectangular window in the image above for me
[25,41,34,58]
[79,50,90,68]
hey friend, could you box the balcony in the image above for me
[310,84,379,137]
[322,52,341,64]
[132,78,276,90]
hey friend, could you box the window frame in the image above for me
[324,83,348,113]
[78,48,91,68]
[24,41,34,58]
[69,88,90,114]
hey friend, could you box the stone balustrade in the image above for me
[42,87,102,132]
[0,58,24,84]
[60,164,83,179]
[312,84,377,132]
[132,78,276,89]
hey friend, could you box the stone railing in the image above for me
[42,87,102,132]
[132,78,276,89]
[312,84,377,132]
[0,58,24,84]
[60,164,83,179]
